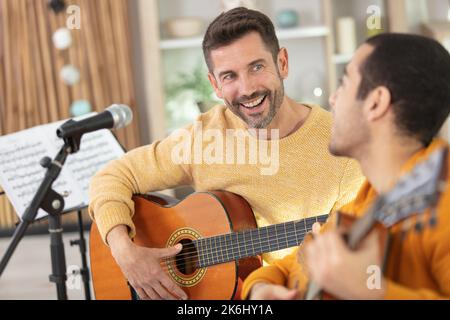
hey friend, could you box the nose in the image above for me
[238,73,257,98]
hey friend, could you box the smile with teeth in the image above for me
[241,95,266,109]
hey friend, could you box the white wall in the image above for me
[406,0,450,33]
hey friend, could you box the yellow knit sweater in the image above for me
[242,139,450,299]
[89,104,364,263]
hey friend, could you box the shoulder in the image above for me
[298,105,349,163]
[164,105,234,140]
[339,180,375,216]
[309,104,333,127]
[302,104,333,142]
[195,104,244,131]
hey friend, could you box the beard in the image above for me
[224,82,285,129]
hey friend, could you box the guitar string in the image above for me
[157,218,324,264]
[156,227,317,271]
[157,230,304,272]
[156,210,428,273]
[157,219,321,263]
[158,215,329,256]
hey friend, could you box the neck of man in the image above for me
[358,134,424,194]
[254,96,311,140]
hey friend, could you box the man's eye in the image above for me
[222,74,234,81]
[253,64,263,72]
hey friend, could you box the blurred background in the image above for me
[0,0,450,299]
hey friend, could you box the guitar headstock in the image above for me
[346,147,448,249]
[375,147,448,228]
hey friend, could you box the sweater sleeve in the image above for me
[241,249,298,299]
[384,280,450,300]
[88,125,194,244]
[241,209,358,300]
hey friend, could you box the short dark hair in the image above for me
[358,33,450,146]
[202,7,280,73]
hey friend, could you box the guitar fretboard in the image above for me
[194,214,328,268]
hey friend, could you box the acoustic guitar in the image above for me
[90,191,328,300]
[304,147,448,300]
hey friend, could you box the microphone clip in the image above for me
[58,119,83,154]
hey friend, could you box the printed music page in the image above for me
[0,118,125,220]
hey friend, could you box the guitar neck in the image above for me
[195,214,328,268]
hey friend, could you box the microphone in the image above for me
[56,104,133,139]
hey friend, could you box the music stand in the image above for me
[0,134,90,300]
[0,191,91,300]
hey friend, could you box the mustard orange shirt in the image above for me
[242,139,450,299]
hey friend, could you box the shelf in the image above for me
[277,25,330,41]
[332,53,353,65]
[160,36,204,50]
[159,26,330,50]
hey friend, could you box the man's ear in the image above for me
[364,86,391,122]
[208,73,223,99]
[277,48,289,79]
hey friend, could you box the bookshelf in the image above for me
[130,0,449,143]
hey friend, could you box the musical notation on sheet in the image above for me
[0,120,125,220]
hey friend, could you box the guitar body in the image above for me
[89,191,262,300]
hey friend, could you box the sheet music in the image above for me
[0,116,125,220]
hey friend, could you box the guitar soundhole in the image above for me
[175,239,198,275]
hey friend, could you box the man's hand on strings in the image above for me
[107,225,188,300]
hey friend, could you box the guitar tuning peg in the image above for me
[428,208,438,228]
[415,209,432,233]
[414,222,423,232]
[429,216,438,228]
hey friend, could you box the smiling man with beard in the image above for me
[88,7,364,300]
[205,18,297,134]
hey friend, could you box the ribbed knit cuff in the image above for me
[95,202,136,245]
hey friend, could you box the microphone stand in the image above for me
[0,133,83,300]
[69,210,91,300]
